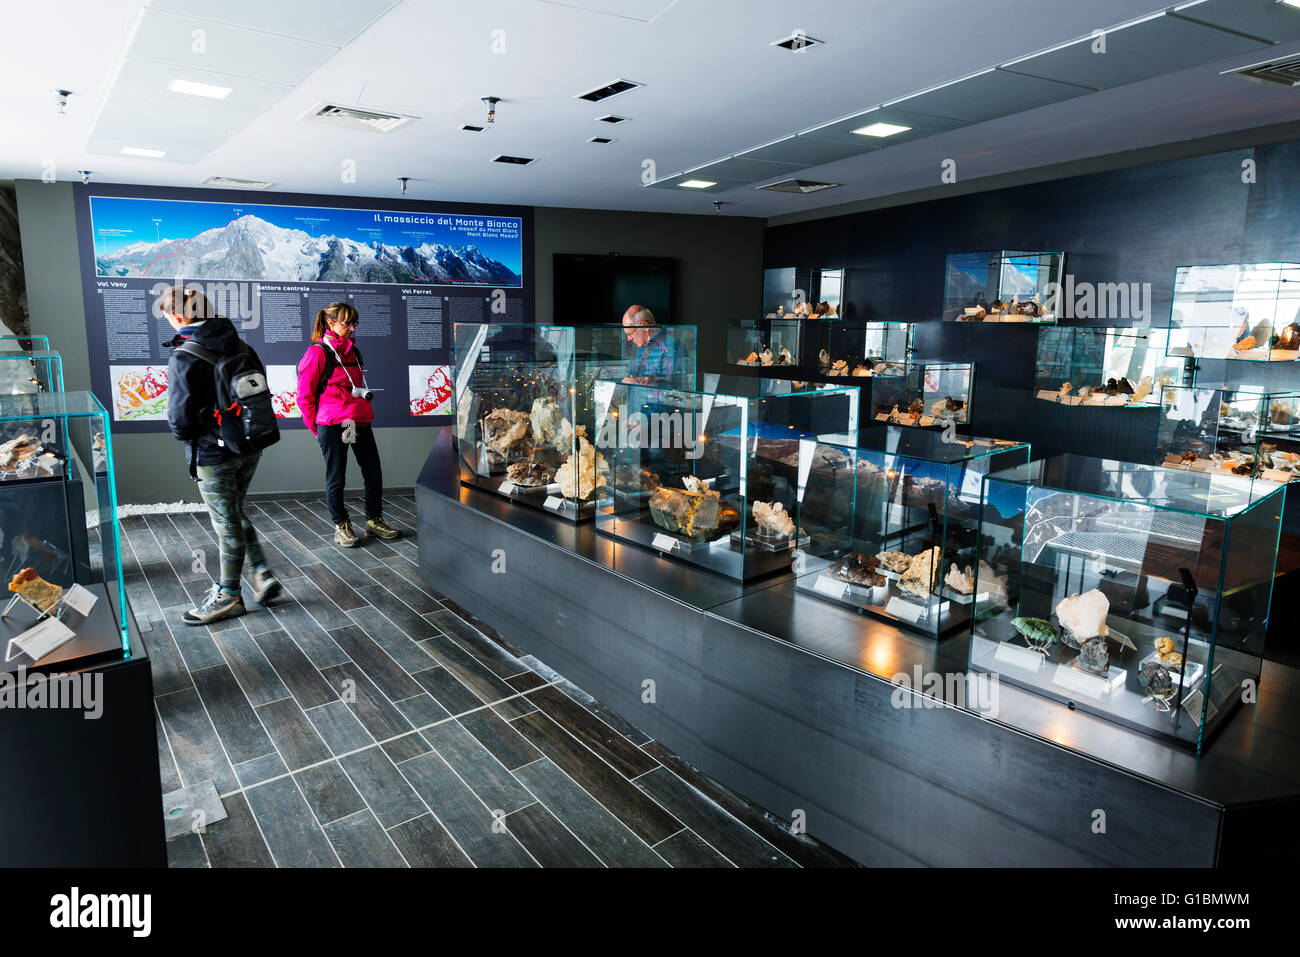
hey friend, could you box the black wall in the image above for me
[764,141,1300,461]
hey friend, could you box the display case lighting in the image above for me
[852,122,911,138]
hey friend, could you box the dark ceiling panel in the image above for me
[1003,12,1268,90]
[741,135,879,167]
[685,154,806,182]
[1174,0,1300,44]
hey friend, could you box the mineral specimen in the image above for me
[830,360,849,376]
[1233,335,1257,352]
[553,435,607,501]
[751,500,795,538]
[1058,382,1072,400]
[614,464,660,491]
[1117,377,1135,395]
[759,347,774,366]
[482,408,533,457]
[876,551,912,574]
[648,478,740,541]
[851,363,872,377]
[1131,376,1153,403]
[944,563,974,594]
[817,348,830,369]
[1056,589,1110,641]
[899,547,940,598]
[1137,661,1175,709]
[9,567,62,613]
[530,397,565,447]
[777,346,793,365]
[1011,616,1058,652]
[1077,635,1110,676]
[0,434,41,470]
[829,553,886,588]
[505,460,555,488]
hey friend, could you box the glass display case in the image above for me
[726,318,802,367]
[969,455,1281,752]
[453,322,697,521]
[762,266,842,318]
[1035,327,1184,407]
[0,391,129,675]
[794,428,1030,637]
[593,378,858,582]
[1155,386,1300,485]
[871,362,975,428]
[0,350,64,396]
[813,319,913,378]
[943,250,1064,323]
[1167,263,1300,362]
[0,336,52,352]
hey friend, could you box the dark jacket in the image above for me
[165,315,249,468]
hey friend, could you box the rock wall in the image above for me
[0,186,29,338]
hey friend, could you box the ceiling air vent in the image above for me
[493,155,536,165]
[1227,54,1300,88]
[757,179,841,194]
[577,79,643,102]
[301,102,418,134]
[597,114,629,124]
[201,175,276,190]
[589,136,615,144]
[461,124,486,132]
[772,32,824,52]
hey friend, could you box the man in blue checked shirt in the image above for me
[622,305,682,385]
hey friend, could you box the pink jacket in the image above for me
[296,334,375,435]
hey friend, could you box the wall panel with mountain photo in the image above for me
[73,183,532,432]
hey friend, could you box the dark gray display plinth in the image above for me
[416,435,1300,866]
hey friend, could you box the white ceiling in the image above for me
[3,0,1300,218]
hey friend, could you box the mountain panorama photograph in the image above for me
[90,196,524,286]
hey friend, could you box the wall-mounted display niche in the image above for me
[814,319,914,378]
[794,427,1030,637]
[1155,385,1300,485]
[969,455,1281,753]
[1167,263,1300,362]
[1035,327,1184,407]
[943,251,1064,323]
[727,318,802,367]
[762,266,844,318]
[871,362,975,428]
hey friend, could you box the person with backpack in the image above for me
[295,302,400,548]
[159,285,282,625]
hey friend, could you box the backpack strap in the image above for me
[313,341,339,408]
[176,338,224,365]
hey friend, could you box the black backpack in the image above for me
[177,339,281,457]
[312,340,365,405]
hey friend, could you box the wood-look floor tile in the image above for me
[528,685,657,779]
[210,622,290,707]
[423,720,534,815]
[201,792,274,868]
[162,610,226,673]
[256,697,333,771]
[165,831,209,868]
[327,624,423,700]
[387,814,472,868]
[295,761,367,826]
[362,563,440,614]
[252,628,338,709]
[266,601,350,670]
[190,664,276,766]
[653,829,734,868]
[155,688,237,794]
[154,706,181,793]
[319,661,413,743]
[338,746,428,830]
[457,708,543,771]
[430,610,527,679]
[393,693,450,729]
[234,751,288,788]
[381,731,432,763]
[301,549,369,610]
[354,584,437,642]
[397,750,537,867]
[511,758,666,868]
[412,665,484,716]
[305,700,375,756]
[279,574,353,632]
[324,810,408,867]
[245,776,340,867]
[504,802,602,868]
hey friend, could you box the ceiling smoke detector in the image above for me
[201,175,276,190]
[757,179,841,194]
[301,102,418,134]
[576,79,643,102]
[1227,53,1300,88]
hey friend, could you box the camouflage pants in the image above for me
[195,453,266,591]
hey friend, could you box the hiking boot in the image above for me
[366,517,401,540]
[252,567,282,605]
[335,520,361,548]
[182,585,245,626]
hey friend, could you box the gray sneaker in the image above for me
[334,520,361,548]
[182,585,245,625]
[252,568,282,605]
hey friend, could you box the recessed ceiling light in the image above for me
[589,136,615,144]
[1284,1,1300,8]
[576,79,643,102]
[852,121,911,138]
[771,32,824,51]
[122,146,166,158]
[678,179,716,189]
[461,124,485,132]
[493,155,535,165]
[597,115,629,124]
[168,78,233,100]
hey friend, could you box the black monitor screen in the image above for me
[553,254,674,325]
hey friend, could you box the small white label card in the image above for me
[497,481,517,496]
[651,533,679,551]
[917,416,935,427]
[6,616,76,664]
[994,642,1045,673]
[1052,662,1108,698]
[543,496,564,511]
[1036,390,1059,402]
[885,596,927,623]
[812,575,848,599]
[62,583,98,617]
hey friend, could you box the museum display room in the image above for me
[11,3,1300,910]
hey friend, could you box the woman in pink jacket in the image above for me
[296,301,401,547]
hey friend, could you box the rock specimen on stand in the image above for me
[505,460,555,488]
[751,500,795,538]
[482,408,533,457]
[614,463,661,492]
[876,550,912,574]
[529,396,565,447]
[829,553,885,588]
[1056,589,1110,641]
[553,432,607,501]
[1077,635,1110,676]
[648,476,739,541]
[899,547,941,598]
[944,563,974,595]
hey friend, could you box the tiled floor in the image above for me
[126,492,855,868]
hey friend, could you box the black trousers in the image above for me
[316,423,383,525]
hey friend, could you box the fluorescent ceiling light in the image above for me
[1284,1,1300,9]
[852,121,911,138]
[168,78,233,99]
[121,146,166,158]
[678,179,716,188]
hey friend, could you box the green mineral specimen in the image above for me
[1011,616,1058,646]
